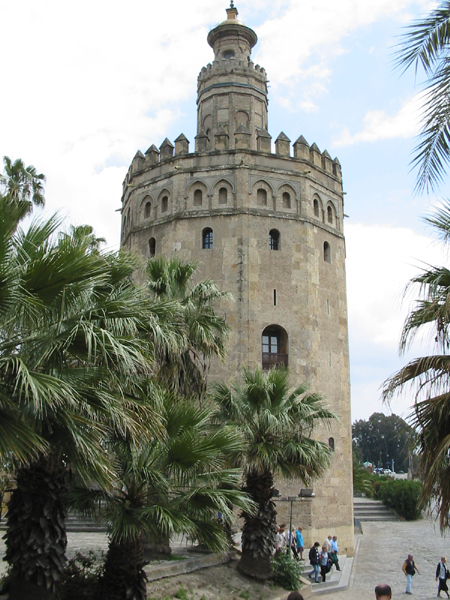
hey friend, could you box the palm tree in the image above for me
[0,199,170,600]
[382,200,450,530]
[71,391,253,600]
[211,367,337,580]
[0,156,45,211]
[394,1,450,192]
[146,256,230,400]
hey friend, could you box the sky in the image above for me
[1,0,448,423]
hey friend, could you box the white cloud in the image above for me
[249,0,420,107]
[345,221,447,421]
[333,93,424,146]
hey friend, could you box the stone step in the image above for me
[353,499,398,521]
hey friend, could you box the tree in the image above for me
[146,256,230,400]
[352,412,416,472]
[211,367,336,580]
[0,156,45,211]
[395,1,450,192]
[0,197,169,600]
[72,392,253,600]
[382,201,450,529]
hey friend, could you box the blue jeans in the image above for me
[308,564,319,582]
[406,574,413,593]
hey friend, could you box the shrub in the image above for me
[377,479,422,520]
[271,552,303,590]
[58,551,103,600]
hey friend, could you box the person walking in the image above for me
[295,526,304,561]
[402,553,420,595]
[436,556,450,598]
[308,542,320,583]
[319,545,329,583]
[275,524,286,554]
[330,535,341,571]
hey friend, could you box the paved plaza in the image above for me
[1,514,450,598]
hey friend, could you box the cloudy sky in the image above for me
[2,0,448,423]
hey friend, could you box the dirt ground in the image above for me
[145,557,290,600]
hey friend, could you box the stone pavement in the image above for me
[1,514,450,599]
[325,516,450,600]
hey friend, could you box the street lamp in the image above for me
[275,489,315,557]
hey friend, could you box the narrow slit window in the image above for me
[314,199,319,217]
[273,289,277,306]
[327,205,333,224]
[324,241,331,263]
[149,237,156,257]
[144,201,151,219]
[282,192,291,209]
[161,196,168,212]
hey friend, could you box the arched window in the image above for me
[262,325,288,370]
[327,205,333,224]
[194,189,203,206]
[161,196,168,213]
[223,50,235,59]
[219,187,228,204]
[328,437,335,452]
[314,198,320,217]
[257,188,267,206]
[282,192,291,209]
[269,229,280,251]
[202,227,213,249]
[149,237,156,257]
[324,241,331,263]
[144,201,151,219]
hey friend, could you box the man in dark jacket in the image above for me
[308,542,320,583]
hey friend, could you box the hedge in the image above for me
[375,479,422,520]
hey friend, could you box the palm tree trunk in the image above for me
[237,469,277,580]
[142,532,171,559]
[100,536,147,600]
[5,459,67,600]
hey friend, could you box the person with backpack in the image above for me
[402,553,420,595]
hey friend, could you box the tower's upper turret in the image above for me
[196,3,269,152]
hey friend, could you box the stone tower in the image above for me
[121,4,354,555]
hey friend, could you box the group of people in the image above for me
[373,554,449,598]
[307,535,341,583]
[275,524,305,560]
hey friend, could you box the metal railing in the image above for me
[262,353,288,370]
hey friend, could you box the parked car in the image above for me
[383,469,392,475]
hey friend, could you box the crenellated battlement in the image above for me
[125,131,342,188]
[198,58,267,83]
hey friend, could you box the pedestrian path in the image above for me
[323,517,450,600]
[1,514,449,599]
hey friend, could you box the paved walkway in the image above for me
[326,516,450,600]
[1,514,450,598]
